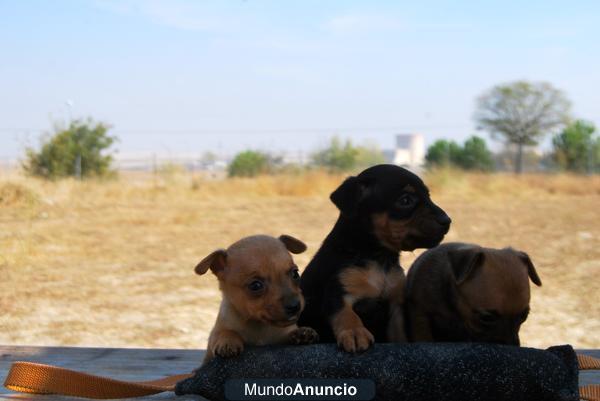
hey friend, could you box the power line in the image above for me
[0,123,473,134]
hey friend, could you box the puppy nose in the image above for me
[284,300,301,316]
[436,213,452,227]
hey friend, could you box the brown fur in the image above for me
[372,202,445,253]
[331,303,374,352]
[338,263,405,302]
[455,250,536,334]
[196,234,318,363]
[335,263,407,344]
[406,243,542,345]
[371,212,411,252]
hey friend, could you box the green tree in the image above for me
[425,139,462,167]
[228,150,270,177]
[355,142,386,168]
[552,120,598,173]
[24,119,116,179]
[311,136,384,172]
[460,136,494,171]
[311,137,357,172]
[474,81,571,174]
[596,139,600,173]
[426,136,494,171]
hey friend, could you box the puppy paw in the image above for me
[289,326,319,345]
[212,337,244,358]
[336,326,374,353]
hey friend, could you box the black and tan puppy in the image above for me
[196,235,319,364]
[405,242,542,345]
[299,164,451,352]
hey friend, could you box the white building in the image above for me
[390,134,425,171]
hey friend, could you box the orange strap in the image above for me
[579,354,600,401]
[4,361,191,399]
[580,353,600,370]
[581,385,600,401]
[3,353,600,400]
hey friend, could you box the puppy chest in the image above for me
[339,263,405,303]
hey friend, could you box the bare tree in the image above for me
[474,81,571,173]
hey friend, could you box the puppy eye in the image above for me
[395,194,415,208]
[478,310,499,325]
[248,279,264,292]
[290,268,300,281]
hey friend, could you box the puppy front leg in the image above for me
[206,328,244,362]
[407,307,434,342]
[387,302,407,342]
[331,303,374,352]
[288,326,319,345]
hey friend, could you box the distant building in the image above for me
[279,151,309,166]
[386,134,425,171]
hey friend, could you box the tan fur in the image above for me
[457,250,532,323]
[371,212,411,251]
[407,244,541,344]
[335,263,407,349]
[197,235,318,364]
[330,303,374,352]
[339,263,405,302]
[372,201,446,253]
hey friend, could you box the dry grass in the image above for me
[1,169,599,349]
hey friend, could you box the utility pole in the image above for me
[587,140,594,175]
[66,100,81,179]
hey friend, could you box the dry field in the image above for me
[1,169,599,350]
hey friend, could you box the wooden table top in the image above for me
[0,346,598,400]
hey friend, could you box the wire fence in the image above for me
[0,152,311,177]
[1,147,597,177]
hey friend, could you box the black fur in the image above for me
[299,164,451,342]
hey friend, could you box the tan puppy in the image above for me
[196,234,319,363]
[405,242,542,345]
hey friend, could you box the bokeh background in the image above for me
[1,1,599,349]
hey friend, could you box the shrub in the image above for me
[24,119,116,179]
[228,150,270,177]
[460,136,494,171]
[425,140,463,168]
[355,142,386,167]
[311,136,384,172]
[426,136,494,171]
[552,120,598,173]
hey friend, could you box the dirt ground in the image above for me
[1,170,599,349]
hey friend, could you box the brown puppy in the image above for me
[196,234,319,363]
[405,242,542,345]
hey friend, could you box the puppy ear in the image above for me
[448,247,485,285]
[517,251,542,287]
[279,235,307,254]
[330,176,371,216]
[194,249,227,276]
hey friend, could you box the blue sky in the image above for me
[1,0,599,159]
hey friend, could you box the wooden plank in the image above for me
[0,346,598,400]
[0,346,206,400]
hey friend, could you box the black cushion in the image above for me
[175,343,579,401]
